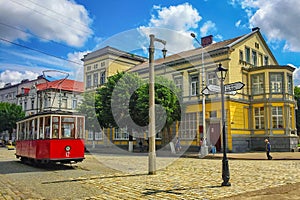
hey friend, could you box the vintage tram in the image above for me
[15,111,85,164]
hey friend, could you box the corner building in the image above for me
[130,28,298,152]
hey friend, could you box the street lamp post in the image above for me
[190,33,208,157]
[148,34,167,175]
[215,63,231,187]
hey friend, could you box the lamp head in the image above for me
[190,32,196,38]
[216,63,228,80]
[162,47,167,59]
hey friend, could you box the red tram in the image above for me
[16,111,85,164]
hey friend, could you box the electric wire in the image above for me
[0,37,82,66]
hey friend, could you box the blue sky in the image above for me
[1,0,300,87]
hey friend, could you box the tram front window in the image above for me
[61,117,75,138]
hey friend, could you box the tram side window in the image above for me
[52,116,59,139]
[77,117,84,138]
[61,117,75,138]
[44,116,50,139]
[19,123,25,140]
[39,117,44,139]
[33,118,38,139]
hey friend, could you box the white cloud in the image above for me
[138,3,202,54]
[291,64,300,86]
[235,0,300,52]
[0,70,40,88]
[200,21,216,37]
[0,0,93,47]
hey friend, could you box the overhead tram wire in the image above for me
[0,37,82,66]
[0,22,82,53]
[8,0,92,35]
[24,0,89,29]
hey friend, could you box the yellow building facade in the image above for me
[130,28,298,152]
[83,29,298,152]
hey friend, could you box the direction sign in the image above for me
[202,86,237,95]
[202,87,212,95]
[224,81,245,92]
[207,84,220,93]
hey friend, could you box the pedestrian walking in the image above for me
[175,137,181,153]
[265,139,272,160]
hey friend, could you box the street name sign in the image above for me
[224,81,245,92]
[202,86,237,95]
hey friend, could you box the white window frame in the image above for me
[272,106,283,129]
[179,112,197,139]
[114,127,129,140]
[207,72,218,85]
[254,107,264,129]
[190,75,199,96]
[251,73,264,95]
[270,73,283,94]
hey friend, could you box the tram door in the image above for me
[209,123,221,152]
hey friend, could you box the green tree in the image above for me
[77,91,98,132]
[294,86,300,135]
[0,102,25,138]
[132,76,182,142]
[94,72,183,143]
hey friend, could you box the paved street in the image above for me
[0,147,299,199]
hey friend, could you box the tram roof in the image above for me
[17,110,85,122]
[36,79,84,93]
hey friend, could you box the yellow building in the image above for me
[82,29,298,152]
[82,46,147,92]
[130,28,298,152]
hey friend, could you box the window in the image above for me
[114,127,129,140]
[100,71,106,85]
[272,107,283,128]
[174,76,183,91]
[101,62,105,67]
[207,72,218,85]
[190,75,199,96]
[254,107,264,129]
[94,64,98,69]
[245,47,250,63]
[264,56,269,66]
[31,99,34,110]
[210,111,217,118]
[87,129,103,141]
[24,101,27,110]
[178,112,197,139]
[270,73,283,93]
[52,116,59,138]
[61,99,67,109]
[72,99,77,109]
[86,75,92,88]
[61,117,75,138]
[87,66,91,71]
[287,75,293,94]
[93,73,98,87]
[239,50,243,61]
[252,50,257,66]
[95,129,103,140]
[251,74,264,95]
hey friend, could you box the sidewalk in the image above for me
[184,151,300,160]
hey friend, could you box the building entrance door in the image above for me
[209,123,221,152]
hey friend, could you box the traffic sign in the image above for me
[224,82,245,92]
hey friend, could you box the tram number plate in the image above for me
[66,151,70,157]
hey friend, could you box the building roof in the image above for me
[129,28,277,73]
[81,46,147,62]
[36,79,84,93]
[129,35,243,72]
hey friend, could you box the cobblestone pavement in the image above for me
[0,148,300,199]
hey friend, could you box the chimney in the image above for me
[252,27,260,32]
[201,35,213,47]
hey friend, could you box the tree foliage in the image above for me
[78,71,183,141]
[77,91,98,131]
[294,86,300,134]
[0,102,25,133]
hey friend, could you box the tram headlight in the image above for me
[65,145,71,152]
